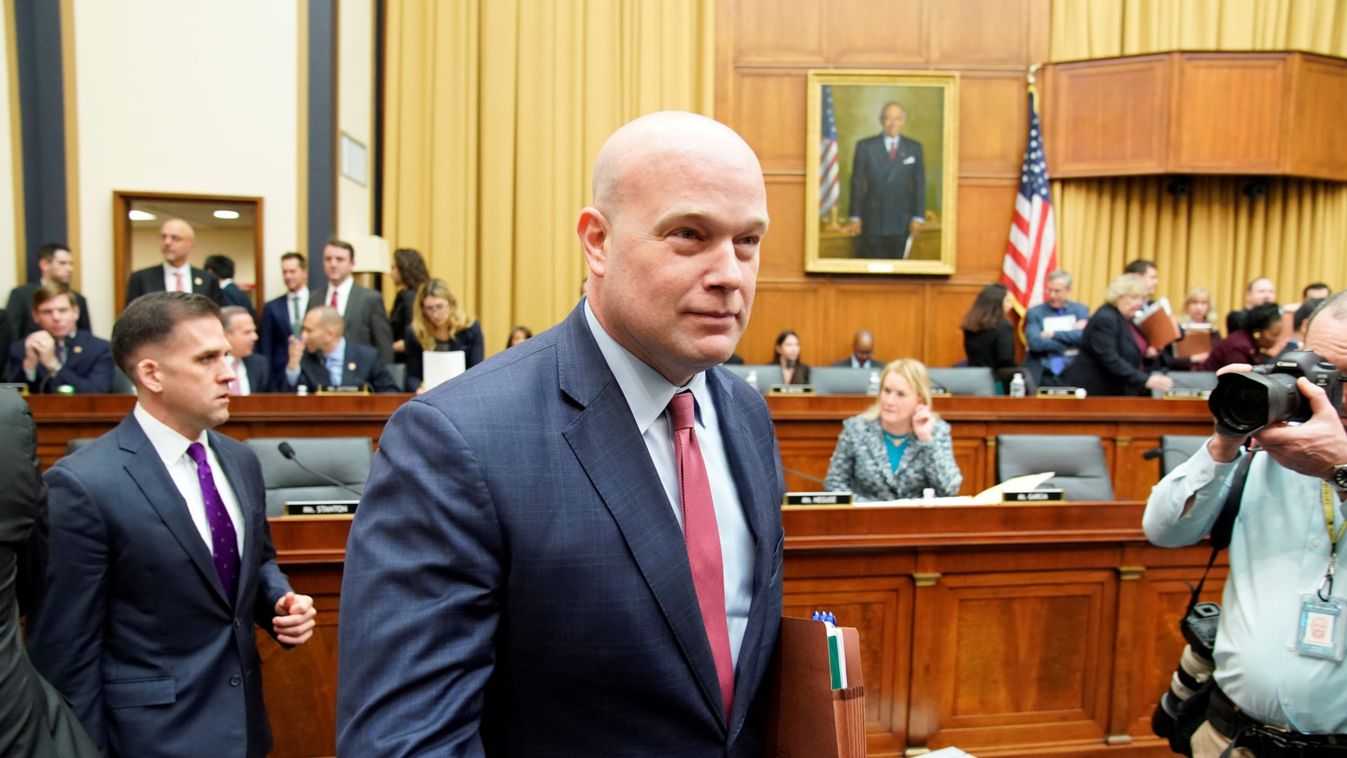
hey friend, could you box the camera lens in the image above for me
[1209,372,1302,435]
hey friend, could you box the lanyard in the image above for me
[1317,482,1347,601]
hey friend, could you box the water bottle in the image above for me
[867,370,880,396]
[1009,372,1026,398]
[745,370,758,392]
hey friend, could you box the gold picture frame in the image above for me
[805,70,959,275]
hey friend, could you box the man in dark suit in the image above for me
[0,387,99,756]
[124,218,223,307]
[221,306,274,394]
[5,285,113,394]
[830,328,881,368]
[6,243,92,341]
[258,251,308,379]
[285,306,399,393]
[204,255,256,316]
[26,292,316,757]
[308,239,393,363]
[337,112,786,756]
[843,101,926,259]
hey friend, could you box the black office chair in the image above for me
[110,367,136,394]
[927,367,997,396]
[386,363,408,392]
[996,434,1115,501]
[243,437,373,516]
[1159,434,1209,476]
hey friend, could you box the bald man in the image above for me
[124,218,223,307]
[338,112,786,756]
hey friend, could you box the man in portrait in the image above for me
[843,101,926,259]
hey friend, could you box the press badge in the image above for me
[1296,594,1346,661]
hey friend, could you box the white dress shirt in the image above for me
[326,278,354,315]
[231,356,252,396]
[133,404,246,557]
[162,262,194,293]
[583,301,755,666]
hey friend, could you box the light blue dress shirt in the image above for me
[324,338,347,387]
[583,301,755,667]
[1145,438,1347,733]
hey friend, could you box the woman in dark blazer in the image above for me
[388,248,430,361]
[0,388,98,756]
[773,329,811,385]
[1200,302,1283,371]
[824,359,962,501]
[960,283,1017,370]
[1061,273,1175,396]
[404,278,485,392]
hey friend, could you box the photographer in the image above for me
[1144,292,1347,757]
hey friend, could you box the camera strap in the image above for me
[1186,446,1255,616]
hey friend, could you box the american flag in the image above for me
[819,85,840,217]
[1001,90,1057,315]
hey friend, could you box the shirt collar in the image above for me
[133,402,208,469]
[583,299,709,434]
[325,337,347,365]
[163,261,192,277]
[332,278,354,299]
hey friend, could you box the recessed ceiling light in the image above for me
[213,210,240,220]
[128,210,156,221]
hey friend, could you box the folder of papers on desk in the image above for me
[767,616,865,758]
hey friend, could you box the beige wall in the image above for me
[69,0,300,331]
[130,226,257,285]
[336,0,373,242]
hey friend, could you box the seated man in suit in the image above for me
[259,251,309,379]
[337,111,786,755]
[830,329,880,368]
[285,306,399,393]
[6,242,92,341]
[204,255,255,316]
[308,240,394,363]
[1024,270,1090,385]
[26,292,315,756]
[124,218,222,307]
[221,306,273,394]
[5,284,112,393]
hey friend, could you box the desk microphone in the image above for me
[783,467,825,485]
[277,442,364,497]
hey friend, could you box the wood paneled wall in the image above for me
[717,0,1051,368]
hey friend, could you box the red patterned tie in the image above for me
[174,272,186,292]
[668,391,735,720]
[329,289,338,308]
[887,139,897,160]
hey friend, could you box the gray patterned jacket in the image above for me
[823,415,962,501]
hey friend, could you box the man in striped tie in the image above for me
[27,292,316,757]
[339,111,787,756]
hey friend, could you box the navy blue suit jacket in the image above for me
[27,416,293,757]
[293,340,400,393]
[1023,300,1091,383]
[219,283,256,316]
[337,303,787,756]
[5,331,113,394]
[848,133,926,237]
[258,293,299,379]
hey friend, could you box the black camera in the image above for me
[1152,602,1220,753]
[1208,350,1344,436]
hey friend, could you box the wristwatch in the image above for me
[1330,463,1347,492]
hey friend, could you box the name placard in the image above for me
[1037,386,1086,399]
[769,384,815,395]
[316,386,371,396]
[1162,388,1210,400]
[284,499,359,516]
[1002,489,1065,502]
[783,492,854,506]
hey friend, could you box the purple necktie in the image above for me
[187,442,240,599]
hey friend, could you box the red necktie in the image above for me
[175,272,186,292]
[330,289,338,308]
[668,391,734,720]
[887,140,897,160]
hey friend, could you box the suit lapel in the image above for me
[556,305,728,728]
[705,368,778,738]
[210,431,257,606]
[117,417,232,608]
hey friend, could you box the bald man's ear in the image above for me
[576,207,610,276]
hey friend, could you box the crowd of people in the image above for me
[0,226,534,396]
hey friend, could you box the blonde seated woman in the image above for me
[403,278,484,392]
[823,358,962,501]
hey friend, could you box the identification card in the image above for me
[1296,593,1346,661]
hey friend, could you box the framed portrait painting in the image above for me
[805,70,959,275]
